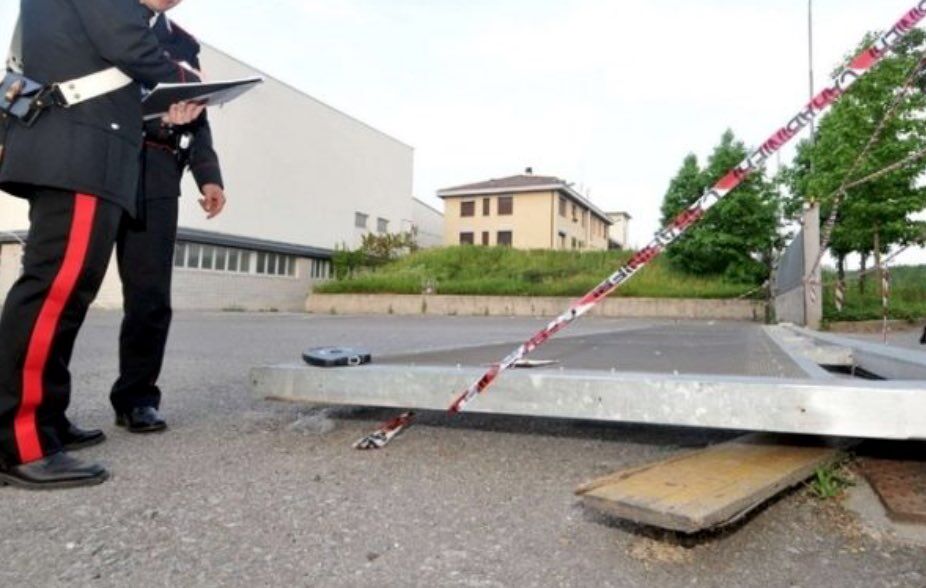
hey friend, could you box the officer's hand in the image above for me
[162,101,205,126]
[200,184,227,219]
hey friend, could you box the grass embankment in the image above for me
[316,247,758,299]
[823,265,926,322]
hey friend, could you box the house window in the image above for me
[459,232,474,245]
[581,211,587,228]
[571,237,577,249]
[497,231,513,247]
[483,198,491,216]
[559,196,567,217]
[481,231,489,246]
[558,231,566,250]
[355,212,369,229]
[377,218,389,234]
[498,196,513,216]
[571,204,578,222]
[460,201,475,217]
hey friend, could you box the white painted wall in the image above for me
[0,196,28,232]
[180,45,415,250]
[411,198,444,249]
[1,43,416,311]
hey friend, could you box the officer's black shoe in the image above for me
[115,407,167,433]
[0,453,109,490]
[60,423,106,452]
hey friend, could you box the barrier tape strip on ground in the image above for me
[445,2,926,416]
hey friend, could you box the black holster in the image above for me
[0,71,63,127]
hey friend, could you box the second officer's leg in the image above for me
[110,196,178,432]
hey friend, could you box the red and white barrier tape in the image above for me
[447,2,926,415]
[354,412,416,450]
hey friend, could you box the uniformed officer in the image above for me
[0,0,203,490]
[109,3,227,433]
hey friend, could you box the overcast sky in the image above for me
[1,1,924,265]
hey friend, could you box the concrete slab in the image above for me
[383,322,807,378]
[251,322,926,441]
[785,325,926,380]
[857,447,926,524]
[250,363,926,440]
[845,480,926,549]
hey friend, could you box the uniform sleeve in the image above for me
[189,114,224,190]
[69,0,200,87]
[184,50,223,189]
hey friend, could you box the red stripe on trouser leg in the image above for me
[14,194,98,463]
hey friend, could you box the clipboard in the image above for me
[142,76,263,120]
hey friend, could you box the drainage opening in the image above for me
[820,364,886,381]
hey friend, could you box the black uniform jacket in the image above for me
[143,14,223,200]
[0,0,200,216]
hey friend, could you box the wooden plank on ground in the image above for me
[576,434,844,534]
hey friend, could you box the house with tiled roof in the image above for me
[437,169,614,250]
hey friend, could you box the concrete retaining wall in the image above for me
[307,293,764,321]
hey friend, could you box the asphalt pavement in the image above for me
[1,312,924,587]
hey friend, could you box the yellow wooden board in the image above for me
[576,435,844,533]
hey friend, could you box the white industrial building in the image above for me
[0,45,442,312]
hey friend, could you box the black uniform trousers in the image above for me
[0,188,123,466]
[109,193,178,414]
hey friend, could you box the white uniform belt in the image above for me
[55,67,134,107]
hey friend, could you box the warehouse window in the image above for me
[482,231,489,246]
[311,259,331,279]
[173,242,300,278]
[460,201,475,217]
[497,231,513,247]
[215,247,227,271]
[174,243,187,267]
[355,212,368,229]
[482,198,491,216]
[559,196,567,217]
[201,246,215,270]
[459,232,474,245]
[187,244,202,268]
[498,196,513,216]
[377,218,389,234]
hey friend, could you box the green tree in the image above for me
[662,130,782,283]
[785,29,926,286]
[660,153,706,226]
